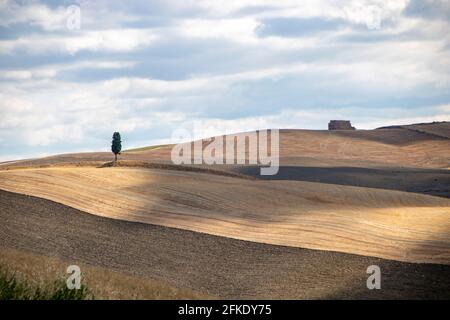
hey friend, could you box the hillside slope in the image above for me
[2,125,449,169]
[0,167,449,264]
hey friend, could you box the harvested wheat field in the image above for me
[0,166,449,265]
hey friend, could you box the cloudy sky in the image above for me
[0,0,449,161]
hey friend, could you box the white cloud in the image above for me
[0,1,67,30]
[0,95,34,112]
[0,29,158,54]
[0,60,135,81]
[0,0,449,161]
[437,104,450,112]
[195,0,410,29]
[1,70,34,80]
[179,18,260,42]
[339,0,409,29]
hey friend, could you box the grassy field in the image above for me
[0,267,91,300]
[0,247,211,300]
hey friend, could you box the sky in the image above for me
[0,0,449,161]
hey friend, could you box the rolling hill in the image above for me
[1,122,449,298]
[0,166,449,264]
[2,123,450,170]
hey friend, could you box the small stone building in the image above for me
[328,120,355,130]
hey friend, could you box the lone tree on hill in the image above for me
[111,132,122,162]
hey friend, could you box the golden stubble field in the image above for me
[1,166,449,265]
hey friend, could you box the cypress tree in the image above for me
[111,132,122,162]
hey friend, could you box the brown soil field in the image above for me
[0,166,449,264]
[1,189,449,299]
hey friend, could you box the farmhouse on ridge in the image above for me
[328,120,356,130]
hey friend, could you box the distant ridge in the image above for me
[376,121,450,139]
[1,122,450,169]
[376,120,449,129]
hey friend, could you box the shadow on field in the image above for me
[233,165,450,198]
[322,237,450,300]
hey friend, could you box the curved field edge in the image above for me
[0,160,254,180]
[0,166,449,265]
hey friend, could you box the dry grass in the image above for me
[0,247,211,300]
[1,166,449,264]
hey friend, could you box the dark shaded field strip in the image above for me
[1,189,449,299]
[233,165,450,198]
